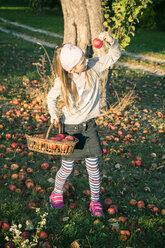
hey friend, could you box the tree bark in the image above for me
[60,0,110,109]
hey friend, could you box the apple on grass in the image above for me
[38,231,48,239]
[2,222,10,231]
[9,185,17,192]
[69,203,77,209]
[137,200,145,208]
[4,242,15,248]
[118,216,127,222]
[104,198,112,206]
[107,205,118,215]
[41,163,50,170]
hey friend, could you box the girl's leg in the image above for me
[85,157,103,216]
[54,159,74,194]
[85,157,101,202]
[50,159,74,209]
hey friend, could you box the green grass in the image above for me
[0,11,165,248]
[128,29,165,59]
[0,8,64,34]
[0,8,165,60]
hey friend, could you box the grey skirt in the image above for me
[61,118,103,161]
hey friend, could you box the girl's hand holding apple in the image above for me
[98,31,114,46]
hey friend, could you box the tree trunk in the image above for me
[60,0,110,109]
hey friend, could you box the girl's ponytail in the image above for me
[54,46,79,112]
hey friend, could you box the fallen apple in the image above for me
[9,185,17,192]
[138,200,145,208]
[2,222,10,231]
[129,199,137,206]
[118,216,127,222]
[104,198,112,206]
[4,242,15,248]
[92,38,103,48]
[107,207,116,215]
[41,241,51,248]
[69,203,77,209]
[38,231,48,239]
[41,163,50,170]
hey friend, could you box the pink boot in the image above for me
[90,201,104,217]
[49,191,64,209]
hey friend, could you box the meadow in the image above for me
[0,6,165,248]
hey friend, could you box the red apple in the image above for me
[41,241,51,248]
[55,134,65,141]
[65,135,74,141]
[26,167,34,173]
[138,201,145,208]
[104,198,112,206]
[152,207,159,213]
[117,130,123,136]
[2,222,10,231]
[11,143,18,149]
[110,205,118,213]
[82,189,91,196]
[41,163,50,170]
[120,230,130,237]
[118,216,127,222]
[11,173,18,180]
[50,137,57,141]
[69,203,77,209]
[4,242,15,248]
[13,100,19,105]
[129,199,137,206]
[38,231,48,239]
[92,38,103,48]
[5,133,12,139]
[21,231,30,240]
[28,202,36,209]
[107,207,116,215]
[135,160,142,166]
[103,149,107,154]
[11,163,19,170]
[9,185,17,192]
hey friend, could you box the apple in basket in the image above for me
[65,135,74,141]
[55,134,65,141]
[50,137,57,141]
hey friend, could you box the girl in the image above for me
[47,32,121,217]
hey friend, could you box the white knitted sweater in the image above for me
[47,40,121,124]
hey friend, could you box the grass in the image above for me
[0,9,165,248]
[0,7,165,59]
[128,29,165,59]
[0,8,64,34]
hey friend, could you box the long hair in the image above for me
[53,45,92,112]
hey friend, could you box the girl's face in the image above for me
[71,54,88,74]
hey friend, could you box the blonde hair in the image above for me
[53,45,92,112]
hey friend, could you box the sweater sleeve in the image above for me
[88,40,121,74]
[47,78,61,118]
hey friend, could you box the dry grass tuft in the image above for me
[101,87,135,119]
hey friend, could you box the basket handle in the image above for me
[45,121,61,139]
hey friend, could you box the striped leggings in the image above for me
[54,158,101,202]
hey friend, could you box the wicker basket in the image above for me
[25,122,78,155]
